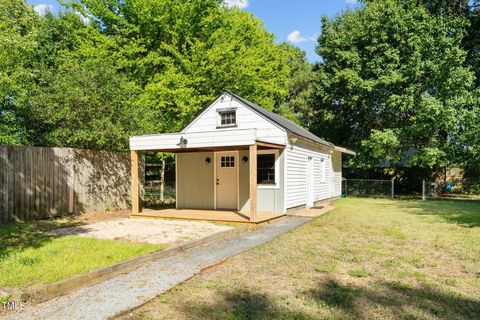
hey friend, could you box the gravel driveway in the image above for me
[5,216,311,320]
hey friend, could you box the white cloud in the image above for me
[345,0,359,4]
[33,4,54,16]
[287,30,317,44]
[224,0,249,9]
[75,12,91,25]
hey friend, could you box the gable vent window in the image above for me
[218,110,237,127]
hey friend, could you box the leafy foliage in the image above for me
[1,0,297,150]
[312,0,479,176]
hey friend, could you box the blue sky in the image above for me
[27,0,359,62]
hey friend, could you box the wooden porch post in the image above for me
[249,144,257,221]
[131,150,141,214]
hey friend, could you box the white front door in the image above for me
[306,156,314,208]
[215,152,238,210]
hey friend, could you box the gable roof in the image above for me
[226,92,334,148]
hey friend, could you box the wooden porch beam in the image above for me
[249,144,257,221]
[131,150,141,214]
[256,141,286,149]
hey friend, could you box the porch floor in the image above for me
[130,208,285,224]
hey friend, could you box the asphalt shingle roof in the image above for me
[227,92,334,148]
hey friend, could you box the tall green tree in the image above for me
[0,0,38,144]
[312,0,478,178]
[66,0,292,133]
[277,43,315,126]
[408,0,480,86]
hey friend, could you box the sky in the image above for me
[26,0,360,62]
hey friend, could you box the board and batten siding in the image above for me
[332,150,342,197]
[285,139,336,209]
[176,152,215,209]
[238,150,285,214]
[182,95,287,146]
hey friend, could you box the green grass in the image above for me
[0,220,165,290]
[118,198,480,320]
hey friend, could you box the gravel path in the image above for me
[4,216,311,320]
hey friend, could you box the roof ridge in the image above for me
[225,92,334,148]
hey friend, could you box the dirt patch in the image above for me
[48,218,234,245]
[69,209,131,223]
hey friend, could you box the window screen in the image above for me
[219,111,236,126]
[221,156,235,168]
[257,154,275,184]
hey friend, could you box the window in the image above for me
[218,110,236,127]
[257,154,275,184]
[221,156,235,168]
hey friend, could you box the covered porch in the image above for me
[131,208,284,224]
[130,129,286,223]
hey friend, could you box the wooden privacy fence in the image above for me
[0,145,141,223]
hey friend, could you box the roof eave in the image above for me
[334,146,356,155]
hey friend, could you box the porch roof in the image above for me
[129,128,286,152]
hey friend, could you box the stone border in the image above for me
[1,225,249,304]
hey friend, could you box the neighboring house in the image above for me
[129,92,355,223]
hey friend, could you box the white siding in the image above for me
[182,94,287,145]
[285,139,335,209]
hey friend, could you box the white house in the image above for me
[129,92,354,223]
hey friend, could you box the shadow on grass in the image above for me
[173,278,480,320]
[0,219,84,262]
[178,289,313,320]
[398,198,480,228]
[305,278,480,320]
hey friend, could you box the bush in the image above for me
[450,185,464,194]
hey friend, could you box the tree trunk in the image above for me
[160,159,165,202]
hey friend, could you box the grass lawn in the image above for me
[119,198,480,320]
[0,219,165,290]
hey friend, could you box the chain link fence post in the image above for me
[422,179,426,201]
[391,178,395,199]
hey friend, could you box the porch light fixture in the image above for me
[205,157,211,164]
[289,137,297,151]
[242,156,248,163]
[177,136,188,147]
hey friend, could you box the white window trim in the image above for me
[216,108,237,128]
[257,149,280,190]
[320,157,326,183]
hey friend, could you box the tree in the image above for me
[276,43,315,126]
[312,0,478,179]
[65,0,292,134]
[409,0,480,86]
[0,0,38,144]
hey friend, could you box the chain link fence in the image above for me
[343,179,394,198]
[343,178,479,200]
